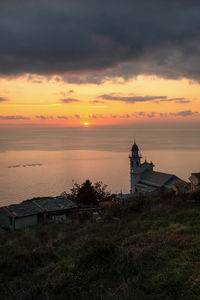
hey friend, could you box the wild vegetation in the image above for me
[68,179,112,205]
[0,191,200,299]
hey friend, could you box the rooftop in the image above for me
[6,201,43,217]
[5,196,78,217]
[140,170,177,187]
[33,196,78,212]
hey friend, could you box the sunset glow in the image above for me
[0,1,199,128]
[0,75,200,127]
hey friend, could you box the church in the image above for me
[129,141,185,194]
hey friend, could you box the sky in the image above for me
[0,0,200,127]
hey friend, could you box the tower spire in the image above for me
[130,141,141,194]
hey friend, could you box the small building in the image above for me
[33,196,78,222]
[129,141,186,194]
[189,173,200,192]
[0,196,78,230]
[0,201,44,231]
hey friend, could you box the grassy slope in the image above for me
[1,196,200,300]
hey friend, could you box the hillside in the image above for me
[1,194,200,300]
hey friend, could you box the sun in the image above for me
[83,122,89,126]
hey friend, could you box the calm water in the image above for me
[0,126,200,206]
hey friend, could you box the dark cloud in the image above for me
[172,110,199,117]
[99,94,167,103]
[89,114,97,119]
[137,112,145,116]
[89,114,104,119]
[60,98,80,103]
[147,112,155,118]
[57,116,68,119]
[27,74,43,83]
[0,0,200,82]
[35,115,54,120]
[157,110,198,117]
[74,114,80,119]
[89,100,105,104]
[0,97,8,102]
[0,115,30,120]
[133,110,199,118]
[160,97,190,103]
[97,110,199,119]
[99,93,190,104]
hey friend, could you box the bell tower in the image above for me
[129,141,142,193]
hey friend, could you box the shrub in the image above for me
[104,203,122,218]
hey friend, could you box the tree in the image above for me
[70,179,110,205]
[94,181,110,202]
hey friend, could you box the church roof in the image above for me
[135,182,157,193]
[139,170,178,188]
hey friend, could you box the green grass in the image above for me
[1,195,200,299]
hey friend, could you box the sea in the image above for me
[0,126,200,206]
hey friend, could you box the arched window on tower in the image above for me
[136,161,139,167]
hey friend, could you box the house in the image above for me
[189,173,200,192]
[129,141,186,194]
[32,196,78,222]
[0,201,44,231]
[0,196,78,231]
